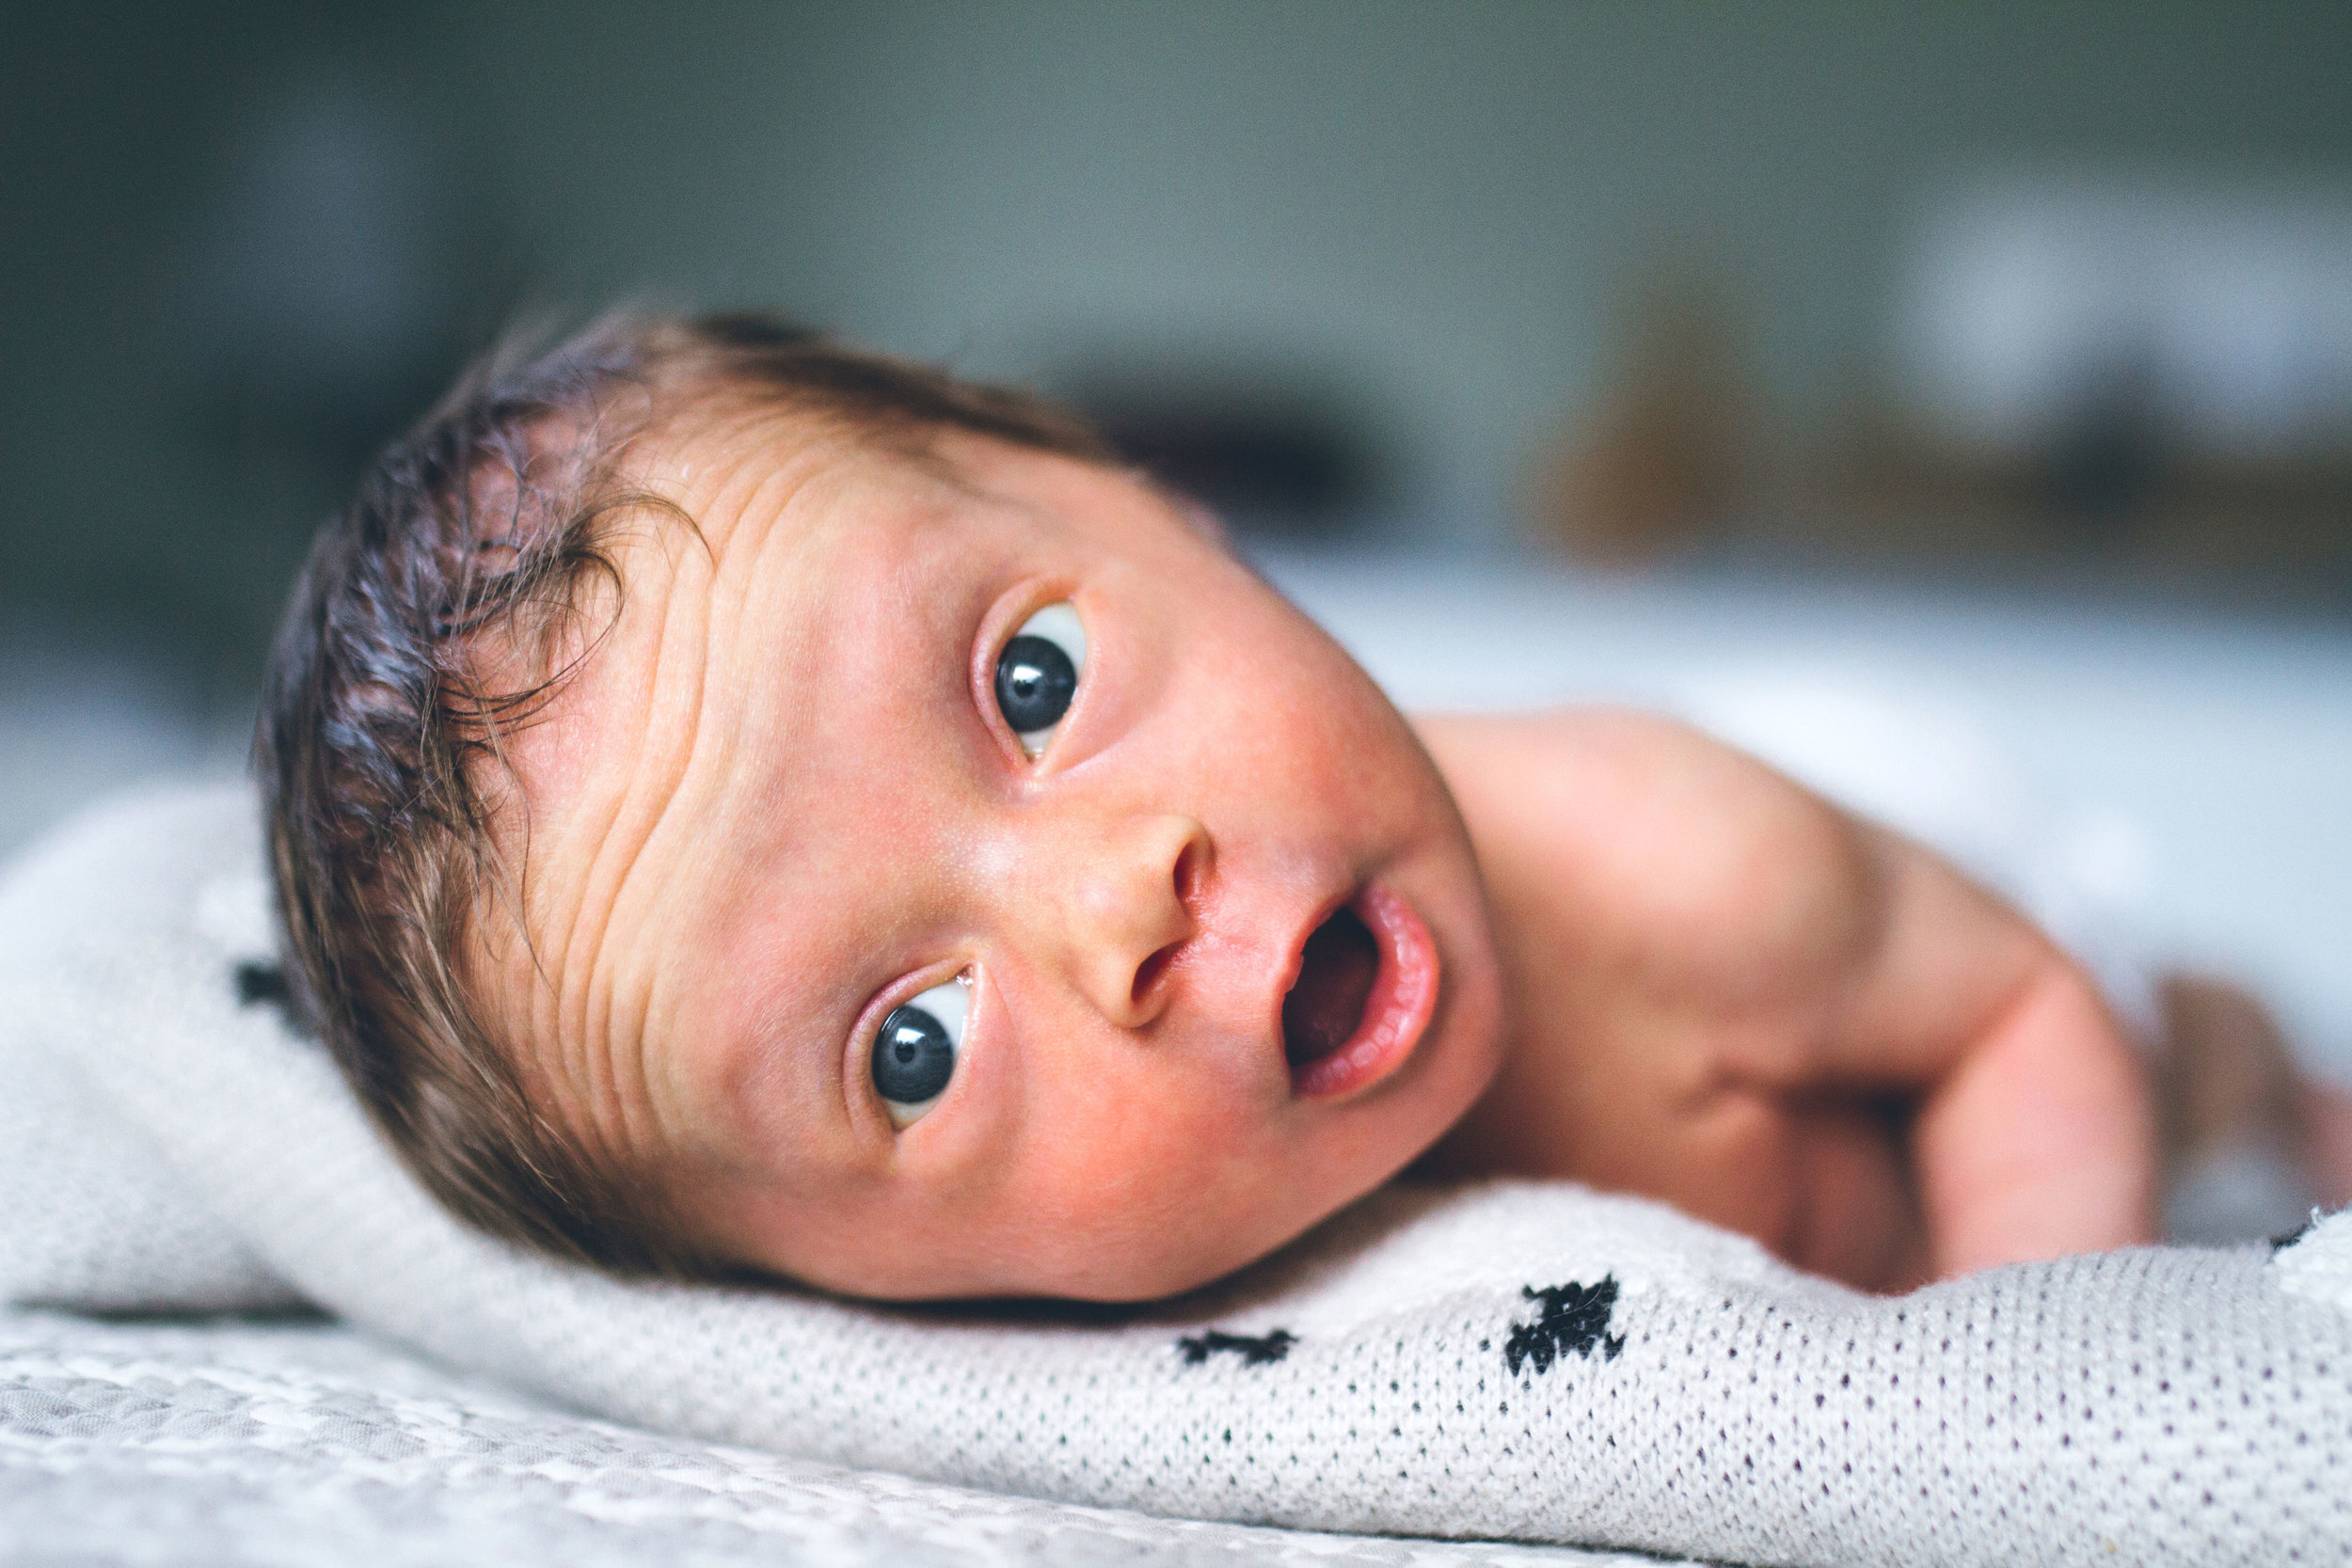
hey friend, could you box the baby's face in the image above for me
[483,415,1503,1300]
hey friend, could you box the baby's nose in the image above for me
[1028,812,1207,1028]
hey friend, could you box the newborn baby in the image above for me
[259,311,2339,1303]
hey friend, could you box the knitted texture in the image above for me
[4,784,2348,1566]
[0,1308,1669,1568]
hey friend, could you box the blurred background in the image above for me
[5,4,2351,1101]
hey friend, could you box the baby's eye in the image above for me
[870,975,967,1128]
[993,603,1086,757]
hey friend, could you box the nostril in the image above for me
[1171,834,1205,913]
[1132,941,1181,1007]
[1127,821,1205,1015]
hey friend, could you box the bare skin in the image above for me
[474,412,2326,1304]
[1417,712,2158,1291]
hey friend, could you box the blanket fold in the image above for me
[5,784,2347,1567]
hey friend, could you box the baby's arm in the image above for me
[1421,709,2159,1287]
[1812,822,2159,1276]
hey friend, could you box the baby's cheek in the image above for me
[1047,1082,1248,1211]
[1015,1085,1278,1273]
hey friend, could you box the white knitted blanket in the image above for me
[4,784,2348,1567]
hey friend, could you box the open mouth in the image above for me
[1281,884,1439,1099]
[1283,905,1381,1068]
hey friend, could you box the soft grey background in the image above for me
[7,1,2350,688]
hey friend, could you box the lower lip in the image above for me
[1289,882,1441,1101]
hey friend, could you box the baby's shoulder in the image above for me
[1414,706,1851,855]
[1414,707,1876,990]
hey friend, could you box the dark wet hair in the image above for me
[257,311,1113,1275]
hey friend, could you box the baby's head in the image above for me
[262,312,1503,1301]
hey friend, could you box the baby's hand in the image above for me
[1417,709,2159,1291]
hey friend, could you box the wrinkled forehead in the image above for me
[453,413,1129,1042]
[474,409,975,863]
[444,450,888,1166]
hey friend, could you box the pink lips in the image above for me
[1288,883,1440,1100]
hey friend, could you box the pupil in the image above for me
[994,634,1077,735]
[872,1004,954,1105]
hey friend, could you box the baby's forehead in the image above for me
[605,415,1180,660]
[487,416,1114,849]
[633,403,959,541]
